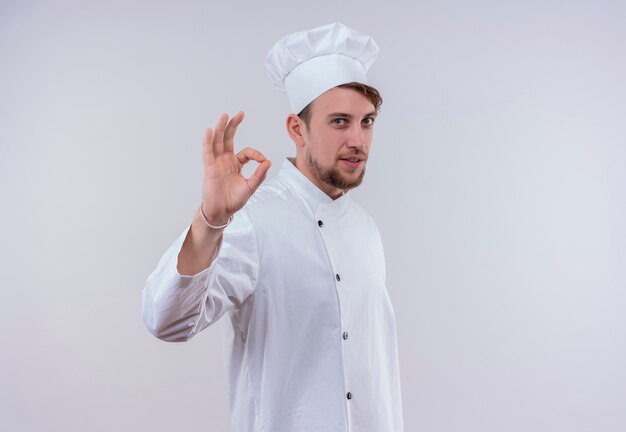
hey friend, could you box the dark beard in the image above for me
[306,150,366,191]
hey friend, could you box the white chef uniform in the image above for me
[142,158,403,432]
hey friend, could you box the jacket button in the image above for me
[336,274,341,282]
[346,392,353,400]
[343,331,349,340]
[318,220,324,227]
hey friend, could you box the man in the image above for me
[142,23,403,432]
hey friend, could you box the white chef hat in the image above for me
[265,22,379,114]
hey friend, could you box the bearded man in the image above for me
[142,22,403,432]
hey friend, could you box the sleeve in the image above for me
[141,209,259,342]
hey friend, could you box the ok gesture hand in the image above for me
[201,112,271,226]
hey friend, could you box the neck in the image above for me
[292,154,344,200]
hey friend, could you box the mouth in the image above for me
[339,155,367,169]
[339,157,365,169]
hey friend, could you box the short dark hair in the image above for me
[297,82,383,129]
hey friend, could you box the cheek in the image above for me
[310,132,340,161]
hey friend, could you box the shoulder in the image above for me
[244,175,295,210]
[237,174,302,228]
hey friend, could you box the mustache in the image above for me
[337,150,368,160]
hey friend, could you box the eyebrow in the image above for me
[326,111,378,120]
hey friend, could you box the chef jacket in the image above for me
[142,158,403,432]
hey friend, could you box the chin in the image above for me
[306,150,367,191]
[329,168,366,191]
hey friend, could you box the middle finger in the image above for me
[223,111,245,153]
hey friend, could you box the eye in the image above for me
[332,118,347,126]
[362,117,375,126]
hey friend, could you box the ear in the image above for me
[286,114,306,148]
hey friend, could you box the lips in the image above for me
[339,156,366,169]
[338,152,368,163]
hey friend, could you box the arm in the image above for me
[142,112,270,342]
[180,111,270,276]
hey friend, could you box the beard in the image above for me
[305,148,367,191]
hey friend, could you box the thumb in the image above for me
[246,160,272,194]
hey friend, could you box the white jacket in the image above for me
[142,158,403,432]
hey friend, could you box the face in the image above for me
[298,87,377,197]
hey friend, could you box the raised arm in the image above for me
[178,111,271,276]
[142,112,270,341]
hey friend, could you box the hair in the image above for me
[297,82,383,129]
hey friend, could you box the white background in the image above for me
[1,0,625,431]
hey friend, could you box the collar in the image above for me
[279,157,351,213]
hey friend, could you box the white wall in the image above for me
[1,0,625,431]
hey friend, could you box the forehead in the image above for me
[309,87,375,118]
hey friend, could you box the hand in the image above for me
[201,112,271,226]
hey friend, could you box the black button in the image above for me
[336,274,341,282]
[318,220,324,227]
[343,331,349,340]
[346,392,353,400]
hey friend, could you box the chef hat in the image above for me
[265,22,379,114]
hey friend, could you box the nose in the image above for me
[346,125,368,150]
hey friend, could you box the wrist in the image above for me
[199,204,233,230]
